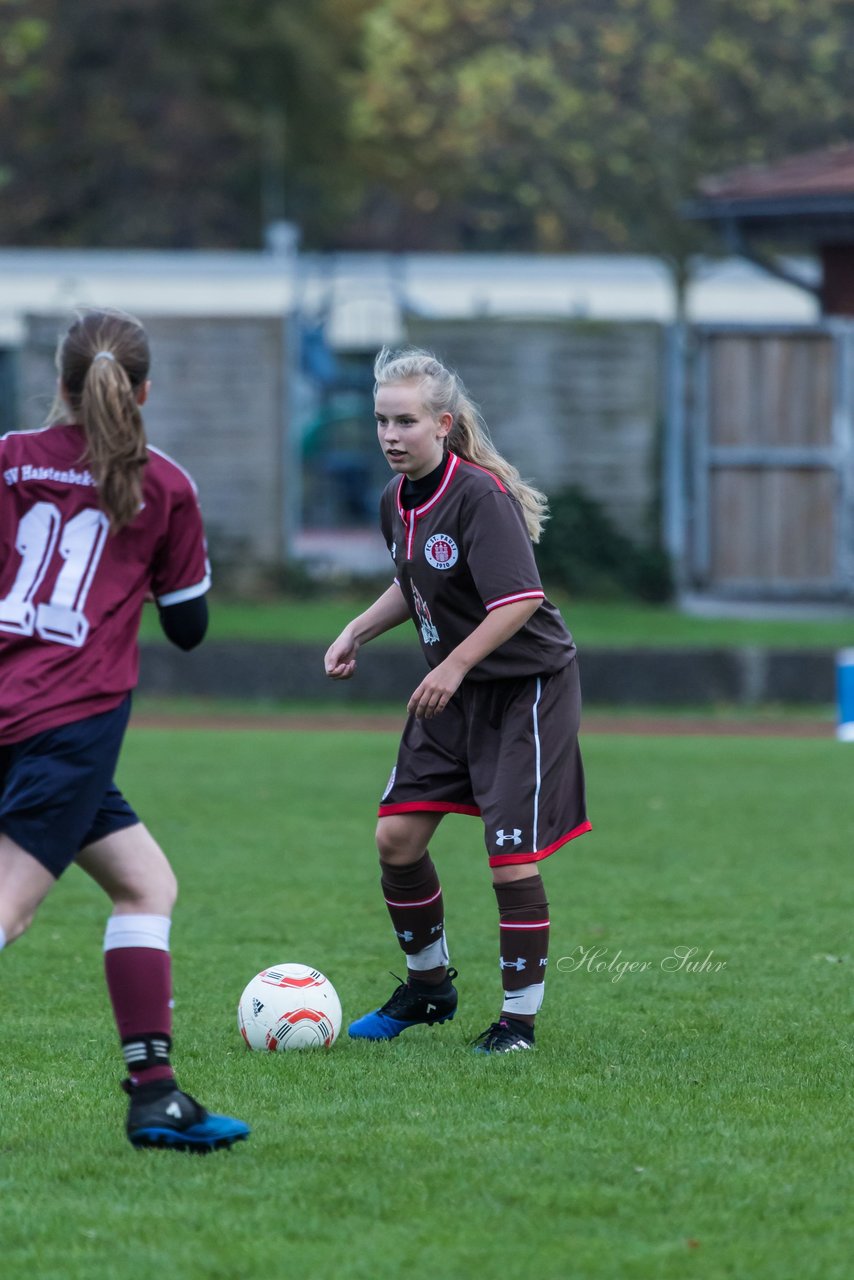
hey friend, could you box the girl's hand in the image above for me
[323,584,410,680]
[407,659,465,719]
[324,631,359,679]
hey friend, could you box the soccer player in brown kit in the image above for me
[325,348,591,1053]
[0,309,249,1149]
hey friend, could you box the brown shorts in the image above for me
[378,660,591,867]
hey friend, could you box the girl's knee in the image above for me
[375,818,423,866]
[0,908,36,946]
[110,861,178,916]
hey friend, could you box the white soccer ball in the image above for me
[237,964,343,1051]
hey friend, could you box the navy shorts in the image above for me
[378,661,591,868]
[0,697,139,879]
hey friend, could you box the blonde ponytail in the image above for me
[374,347,549,541]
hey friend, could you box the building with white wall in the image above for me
[0,246,818,347]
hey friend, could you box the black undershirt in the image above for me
[157,595,208,651]
[400,456,448,511]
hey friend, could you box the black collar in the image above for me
[400,455,448,510]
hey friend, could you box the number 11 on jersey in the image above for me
[0,501,110,648]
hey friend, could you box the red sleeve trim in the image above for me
[485,590,545,612]
[488,820,592,867]
[378,801,481,818]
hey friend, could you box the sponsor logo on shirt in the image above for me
[424,533,458,571]
[4,464,95,488]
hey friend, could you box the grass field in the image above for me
[138,593,854,650]
[2,724,853,1279]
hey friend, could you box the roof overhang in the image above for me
[684,195,854,244]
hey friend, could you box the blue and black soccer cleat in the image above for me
[348,968,458,1041]
[123,1079,250,1152]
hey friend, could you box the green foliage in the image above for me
[4,0,854,253]
[537,485,674,602]
[353,0,854,259]
[2,728,854,1277]
[0,0,371,247]
[0,1,49,161]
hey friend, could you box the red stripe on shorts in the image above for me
[488,819,592,867]
[378,800,482,817]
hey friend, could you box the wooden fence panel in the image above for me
[690,327,850,598]
[708,334,834,448]
[710,468,837,584]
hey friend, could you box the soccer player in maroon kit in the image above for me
[325,348,591,1052]
[0,309,249,1149]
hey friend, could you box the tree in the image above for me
[0,1,50,192]
[4,0,854,256]
[0,0,372,247]
[351,0,854,270]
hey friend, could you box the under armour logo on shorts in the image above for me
[495,828,523,847]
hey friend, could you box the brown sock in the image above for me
[380,852,448,983]
[494,873,550,1023]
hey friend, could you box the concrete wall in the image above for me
[136,641,836,706]
[408,318,663,543]
[19,314,289,569]
[17,312,663,570]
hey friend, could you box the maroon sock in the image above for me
[104,946,175,1087]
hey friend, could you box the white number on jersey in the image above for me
[0,502,110,647]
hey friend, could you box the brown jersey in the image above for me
[379,452,574,680]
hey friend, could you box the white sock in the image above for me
[0,924,6,951]
[406,932,450,973]
[502,981,545,1017]
[103,913,171,952]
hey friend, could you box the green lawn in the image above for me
[2,727,853,1279]
[139,593,854,650]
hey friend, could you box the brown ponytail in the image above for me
[51,309,150,531]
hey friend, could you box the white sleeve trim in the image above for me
[147,444,201,496]
[156,573,211,607]
[485,590,545,611]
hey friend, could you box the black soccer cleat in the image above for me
[348,968,458,1041]
[471,1016,535,1054]
[123,1078,250,1152]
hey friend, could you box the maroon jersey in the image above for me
[380,452,574,679]
[0,423,210,743]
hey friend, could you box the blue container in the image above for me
[836,649,854,741]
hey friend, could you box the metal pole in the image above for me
[663,321,687,588]
[266,221,303,564]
